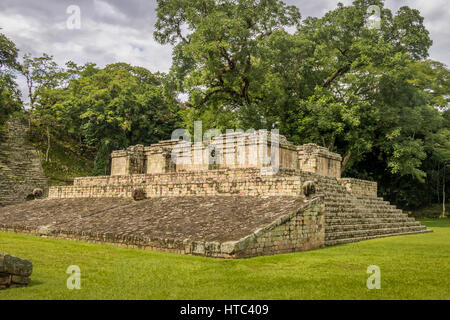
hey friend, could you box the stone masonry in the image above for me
[0,253,33,289]
[0,120,48,207]
[0,131,431,258]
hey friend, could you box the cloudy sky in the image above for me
[0,0,449,97]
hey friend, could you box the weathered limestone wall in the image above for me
[49,169,334,199]
[338,178,377,197]
[110,150,128,176]
[49,170,305,198]
[297,144,342,178]
[0,253,33,289]
[231,198,325,258]
[109,132,340,177]
[110,145,146,176]
[0,120,48,207]
[73,168,298,186]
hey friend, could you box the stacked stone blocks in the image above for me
[0,253,33,289]
[0,120,48,207]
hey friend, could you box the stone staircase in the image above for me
[0,120,47,207]
[315,176,431,246]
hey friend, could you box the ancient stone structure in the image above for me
[109,131,334,176]
[0,253,33,289]
[0,120,48,207]
[0,131,431,258]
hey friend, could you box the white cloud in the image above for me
[0,0,449,103]
[93,0,126,21]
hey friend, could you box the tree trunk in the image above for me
[45,126,51,162]
[441,165,446,219]
[437,162,440,203]
[341,149,352,175]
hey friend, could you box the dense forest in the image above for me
[0,0,449,210]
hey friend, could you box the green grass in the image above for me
[0,219,449,300]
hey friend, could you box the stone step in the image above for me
[325,204,402,213]
[325,229,433,246]
[325,225,428,240]
[325,221,421,232]
[325,212,409,218]
[325,217,417,225]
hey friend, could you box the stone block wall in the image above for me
[0,253,33,289]
[109,132,341,177]
[110,150,128,176]
[338,178,378,197]
[230,197,325,258]
[297,144,342,178]
[110,145,146,176]
[49,174,304,198]
[49,169,330,199]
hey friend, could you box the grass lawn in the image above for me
[0,219,449,300]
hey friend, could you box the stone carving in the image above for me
[302,181,316,197]
[25,188,45,201]
[132,188,146,201]
[33,188,44,198]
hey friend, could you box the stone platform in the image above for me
[0,169,431,258]
[0,196,324,258]
[0,132,432,258]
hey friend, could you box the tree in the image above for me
[21,53,60,111]
[21,53,66,161]
[55,63,180,175]
[154,0,449,209]
[0,31,19,70]
[433,127,450,218]
[0,32,21,125]
[154,0,301,130]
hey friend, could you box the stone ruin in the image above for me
[0,253,33,289]
[0,131,431,258]
[0,120,48,207]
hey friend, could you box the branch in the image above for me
[323,64,351,88]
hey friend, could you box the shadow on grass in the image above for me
[28,279,44,288]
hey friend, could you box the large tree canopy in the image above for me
[38,62,180,174]
[155,0,449,208]
[0,32,21,125]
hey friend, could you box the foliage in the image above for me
[30,62,181,175]
[0,32,21,124]
[411,203,449,219]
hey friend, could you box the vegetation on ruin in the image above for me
[0,219,448,300]
[0,0,449,210]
